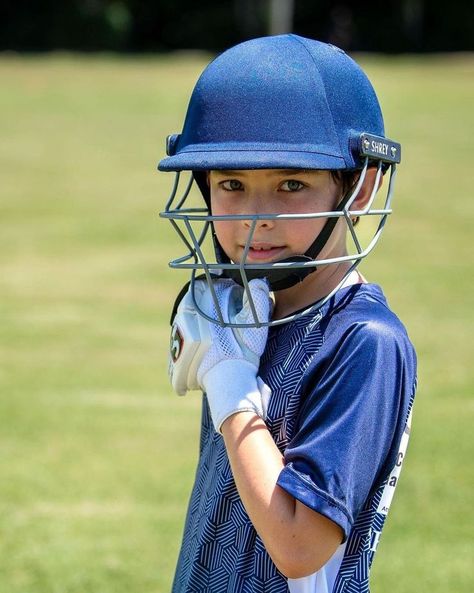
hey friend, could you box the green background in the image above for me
[1,54,473,592]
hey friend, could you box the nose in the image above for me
[242,192,275,230]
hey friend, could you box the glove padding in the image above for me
[168,280,213,396]
[168,278,272,432]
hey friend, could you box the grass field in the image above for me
[1,52,473,592]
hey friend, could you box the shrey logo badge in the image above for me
[170,324,184,362]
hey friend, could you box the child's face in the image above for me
[209,169,347,266]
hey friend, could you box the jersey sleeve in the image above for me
[276,317,416,540]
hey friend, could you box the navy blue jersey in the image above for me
[172,283,417,593]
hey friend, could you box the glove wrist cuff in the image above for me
[203,360,262,433]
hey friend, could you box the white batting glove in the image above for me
[196,278,272,433]
[168,278,272,432]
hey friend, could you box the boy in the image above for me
[159,35,417,593]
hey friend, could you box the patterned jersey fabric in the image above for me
[172,283,417,593]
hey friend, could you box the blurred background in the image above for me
[1,0,473,52]
[1,2,473,592]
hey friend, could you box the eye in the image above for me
[280,180,305,192]
[221,179,244,191]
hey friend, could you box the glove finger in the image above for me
[234,278,271,326]
[231,279,270,359]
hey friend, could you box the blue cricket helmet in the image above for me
[158,35,401,328]
[159,34,386,172]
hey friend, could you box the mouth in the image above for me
[241,243,286,262]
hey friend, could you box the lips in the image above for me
[242,243,286,262]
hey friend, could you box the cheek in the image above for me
[210,193,237,216]
[212,220,234,251]
[210,196,239,249]
[281,218,324,250]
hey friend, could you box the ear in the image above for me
[351,166,383,210]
